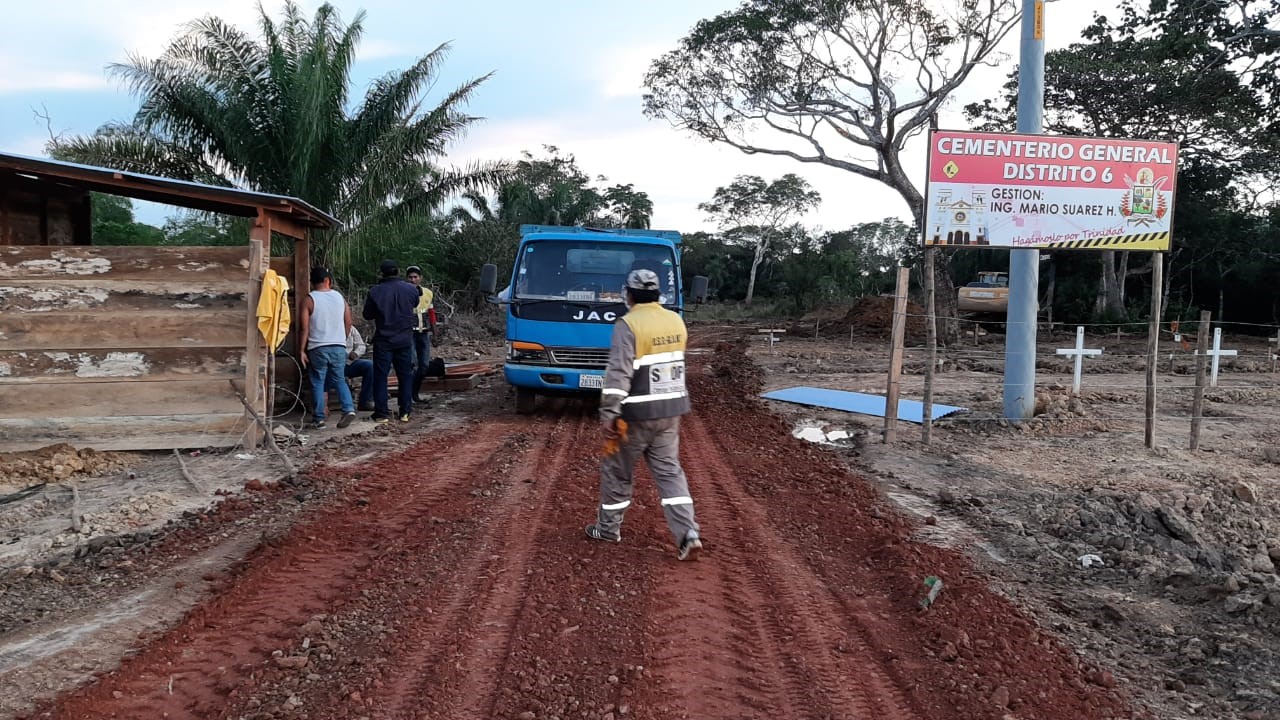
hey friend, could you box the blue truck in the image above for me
[481,225,704,413]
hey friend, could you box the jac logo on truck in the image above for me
[572,309,618,322]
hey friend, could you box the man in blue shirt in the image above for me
[362,259,420,423]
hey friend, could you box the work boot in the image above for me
[677,531,703,561]
[584,524,621,543]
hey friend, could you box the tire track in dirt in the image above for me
[641,536,787,718]
[367,409,591,719]
[36,419,524,720]
[482,408,664,720]
[635,413,924,720]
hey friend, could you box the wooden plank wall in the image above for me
[0,245,294,452]
[0,175,90,246]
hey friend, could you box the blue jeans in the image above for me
[308,345,353,421]
[346,359,374,408]
[412,331,432,397]
[326,359,374,408]
[372,343,414,418]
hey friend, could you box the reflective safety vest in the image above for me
[618,303,691,421]
[414,287,433,331]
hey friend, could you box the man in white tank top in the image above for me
[299,267,356,429]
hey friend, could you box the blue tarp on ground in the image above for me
[761,386,966,424]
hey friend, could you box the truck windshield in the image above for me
[514,240,679,304]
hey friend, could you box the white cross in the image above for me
[758,328,786,351]
[1055,326,1103,393]
[1199,327,1238,387]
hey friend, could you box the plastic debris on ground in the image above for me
[1079,554,1105,568]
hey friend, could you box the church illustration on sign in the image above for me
[927,190,989,245]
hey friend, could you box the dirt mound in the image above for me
[797,302,855,324]
[791,295,927,341]
[0,444,134,488]
[709,340,763,397]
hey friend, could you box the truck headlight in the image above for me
[508,341,549,364]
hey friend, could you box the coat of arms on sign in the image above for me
[1119,167,1169,227]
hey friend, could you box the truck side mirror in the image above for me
[479,264,498,295]
[689,275,710,304]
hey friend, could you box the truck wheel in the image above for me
[515,387,537,415]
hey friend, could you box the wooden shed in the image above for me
[0,151,338,452]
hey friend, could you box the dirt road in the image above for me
[22,348,1132,720]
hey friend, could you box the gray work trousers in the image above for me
[596,416,699,545]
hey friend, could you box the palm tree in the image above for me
[448,148,654,229]
[51,1,504,274]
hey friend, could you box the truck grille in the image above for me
[547,347,610,368]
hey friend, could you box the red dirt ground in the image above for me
[23,344,1134,720]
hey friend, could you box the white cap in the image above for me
[625,268,660,290]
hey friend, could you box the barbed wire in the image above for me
[932,415,1254,423]
[887,311,1280,332]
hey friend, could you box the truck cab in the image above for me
[481,225,688,413]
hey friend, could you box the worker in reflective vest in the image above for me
[586,269,703,561]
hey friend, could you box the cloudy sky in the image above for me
[0,0,1113,232]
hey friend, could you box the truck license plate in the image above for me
[578,374,604,389]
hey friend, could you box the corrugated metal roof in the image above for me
[0,150,340,229]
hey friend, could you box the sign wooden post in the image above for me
[923,249,937,444]
[1190,311,1212,451]
[1145,252,1163,448]
[883,267,911,443]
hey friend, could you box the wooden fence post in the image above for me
[883,267,911,443]
[1190,310,1212,451]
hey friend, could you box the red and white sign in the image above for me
[923,130,1178,251]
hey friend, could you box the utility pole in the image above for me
[1003,0,1045,420]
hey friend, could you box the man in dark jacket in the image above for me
[362,259,420,423]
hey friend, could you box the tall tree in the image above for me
[644,0,1019,339]
[441,149,657,295]
[49,1,503,275]
[90,194,165,246]
[460,147,655,229]
[698,173,821,304]
[600,184,655,229]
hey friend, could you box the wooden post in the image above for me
[883,267,911,443]
[244,213,272,449]
[1144,252,1163,449]
[1190,310,1212,451]
[292,233,310,339]
[922,248,937,444]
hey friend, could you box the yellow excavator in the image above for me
[957,271,1009,313]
